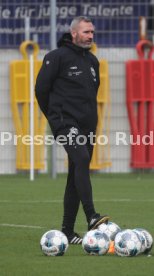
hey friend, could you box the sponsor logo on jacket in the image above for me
[68,66,83,77]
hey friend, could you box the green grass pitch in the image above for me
[0,173,154,276]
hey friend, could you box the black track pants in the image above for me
[56,126,96,233]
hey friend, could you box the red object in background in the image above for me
[126,40,154,168]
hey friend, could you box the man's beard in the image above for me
[73,35,92,48]
[76,41,92,49]
[80,43,92,49]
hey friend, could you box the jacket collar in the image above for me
[66,42,89,55]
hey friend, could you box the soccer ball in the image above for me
[133,228,153,254]
[114,229,142,257]
[133,229,147,253]
[40,230,68,256]
[82,229,110,255]
[98,221,121,241]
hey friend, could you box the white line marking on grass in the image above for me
[0,200,63,203]
[0,199,154,203]
[0,223,44,229]
[97,199,154,202]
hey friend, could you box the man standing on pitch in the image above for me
[35,16,109,244]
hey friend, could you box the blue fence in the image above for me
[0,0,152,49]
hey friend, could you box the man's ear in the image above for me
[71,30,77,40]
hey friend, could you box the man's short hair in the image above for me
[70,16,93,31]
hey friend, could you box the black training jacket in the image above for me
[35,33,100,135]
